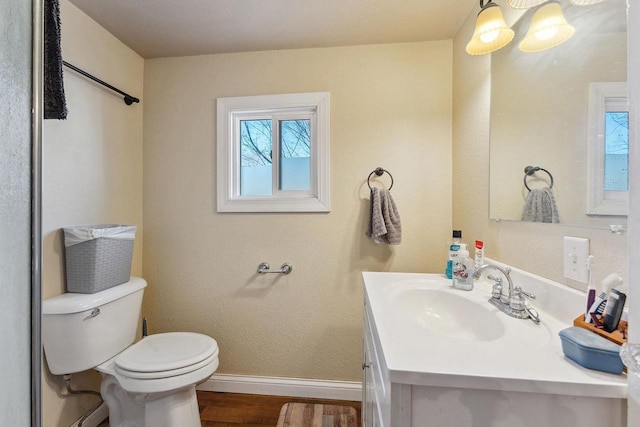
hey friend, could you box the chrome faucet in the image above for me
[473,264,540,324]
[474,264,514,301]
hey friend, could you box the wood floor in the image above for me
[197,391,362,427]
[98,391,362,426]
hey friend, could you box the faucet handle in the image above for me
[491,283,503,299]
[513,286,536,300]
[525,306,541,324]
[487,274,502,284]
[487,274,503,299]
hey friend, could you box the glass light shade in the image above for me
[466,5,515,55]
[519,2,575,53]
[569,0,606,5]
[507,0,548,9]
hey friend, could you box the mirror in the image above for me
[489,0,627,227]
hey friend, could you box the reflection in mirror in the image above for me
[586,82,628,216]
[489,0,627,227]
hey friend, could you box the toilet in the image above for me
[42,277,219,427]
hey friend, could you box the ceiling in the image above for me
[68,0,477,59]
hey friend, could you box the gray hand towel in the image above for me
[366,188,401,245]
[521,187,559,223]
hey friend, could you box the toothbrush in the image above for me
[587,273,623,323]
[584,256,595,322]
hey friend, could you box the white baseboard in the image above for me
[68,375,360,426]
[70,402,108,427]
[197,374,362,401]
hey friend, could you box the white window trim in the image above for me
[586,82,628,216]
[217,92,330,213]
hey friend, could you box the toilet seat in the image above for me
[100,355,219,395]
[115,332,218,379]
[116,349,219,379]
[96,332,219,394]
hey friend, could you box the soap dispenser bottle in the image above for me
[446,230,466,279]
[452,249,474,291]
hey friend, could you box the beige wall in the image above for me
[452,6,628,291]
[143,41,452,380]
[41,1,144,425]
[40,3,633,425]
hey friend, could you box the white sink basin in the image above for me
[369,274,551,355]
[390,286,504,342]
[363,271,627,398]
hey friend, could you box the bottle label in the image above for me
[453,262,469,281]
[452,259,473,290]
[450,244,461,251]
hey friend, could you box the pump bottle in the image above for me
[452,249,474,291]
[445,230,466,279]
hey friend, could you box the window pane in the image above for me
[240,120,272,195]
[279,119,311,191]
[604,112,629,191]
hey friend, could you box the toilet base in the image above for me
[101,374,202,427]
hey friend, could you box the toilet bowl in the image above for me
[97,332,219,427]
[42,277,219,427]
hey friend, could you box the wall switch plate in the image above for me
[563,237,590,283]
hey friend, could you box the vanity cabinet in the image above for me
[362,302,410,427]
[361,312,377,427]
[362,272,627,427]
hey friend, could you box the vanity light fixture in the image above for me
[507,0,548,9]
[519,1,575,52]
[466,0,515,55]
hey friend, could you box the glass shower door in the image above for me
[0,0,39,425]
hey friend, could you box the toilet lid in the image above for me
[115,332,218,374]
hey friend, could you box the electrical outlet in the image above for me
[563,237,589,283]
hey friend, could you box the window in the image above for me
[217,93,330,212]
[586,82,628,216]
[604,111,629,192]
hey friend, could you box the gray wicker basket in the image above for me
[63,225,136,294]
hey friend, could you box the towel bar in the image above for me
[257,262,293,275]
[523,166,554,191]
[367,167,394,190]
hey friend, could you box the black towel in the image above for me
[44,0,67,120]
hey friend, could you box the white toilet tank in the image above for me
[43,277,147,375]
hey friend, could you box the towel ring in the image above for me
[523,166,554,192]
[367,167,394,191]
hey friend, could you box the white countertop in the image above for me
[363,271,627,398]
